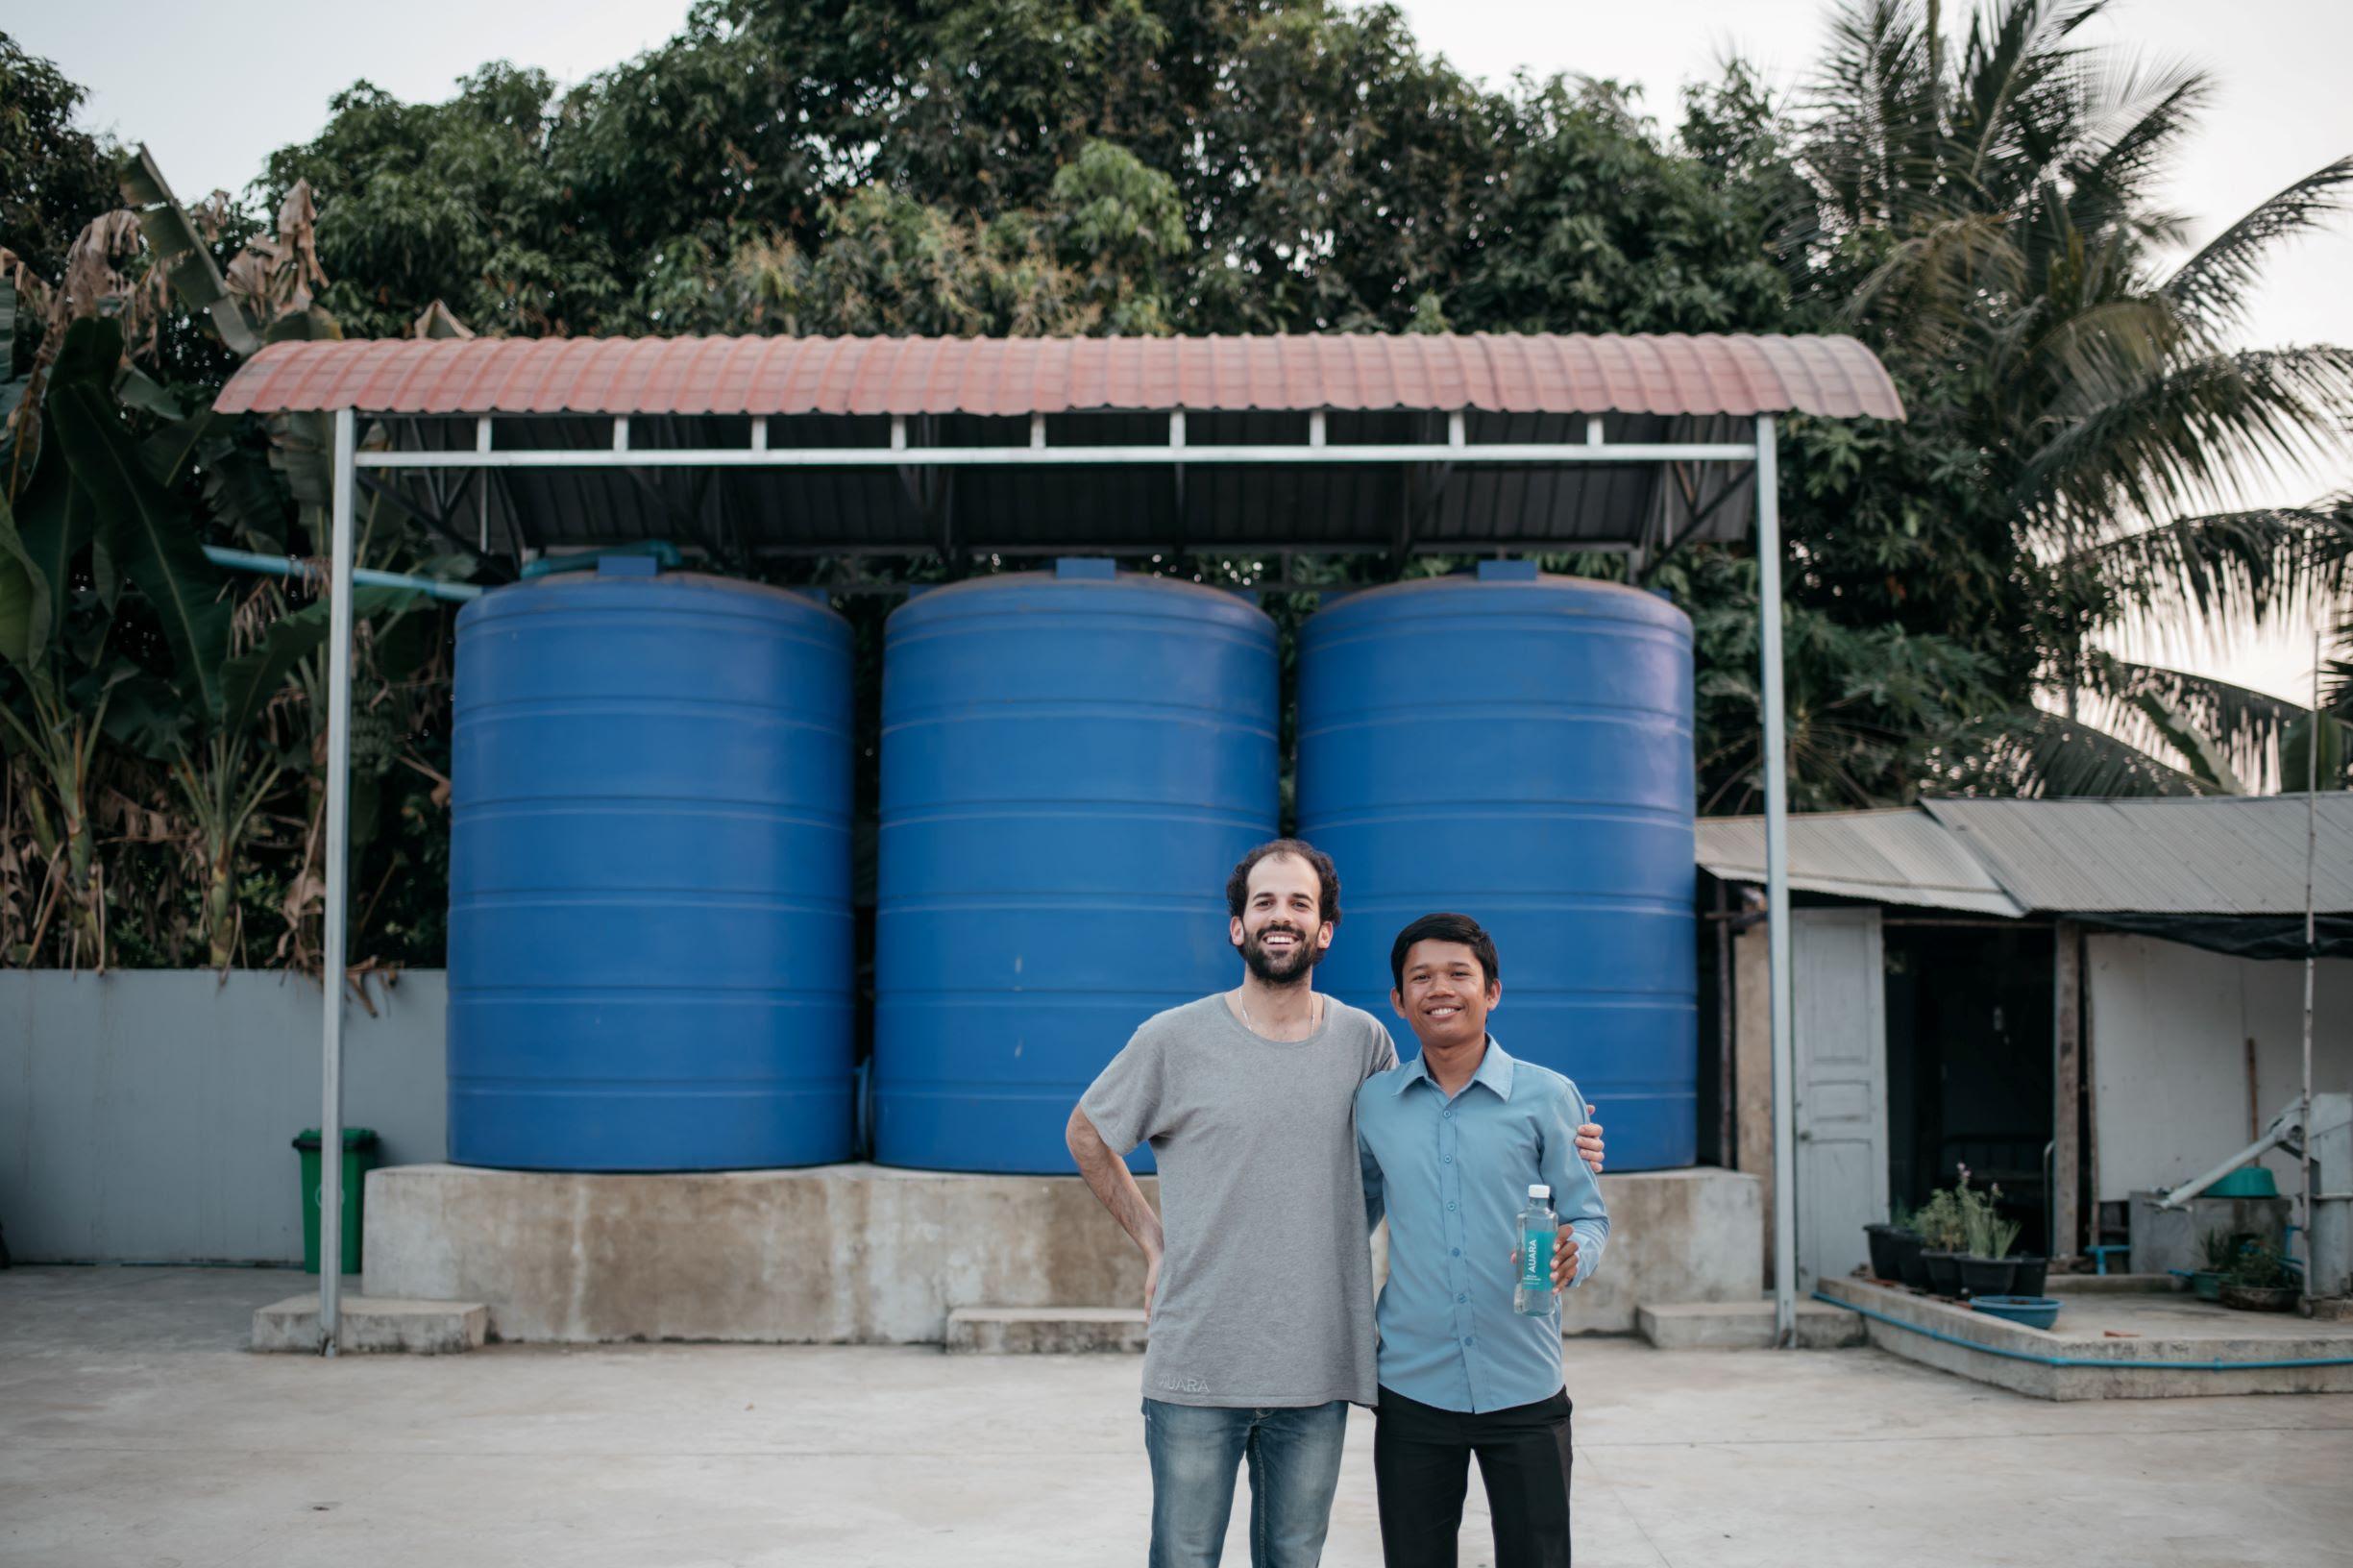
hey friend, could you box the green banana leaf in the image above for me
[100,672,190,760]
[113,364,186,422]
[120,145,262,358]
[218,585,414,736]
[44,319,231,720]
[10,453,88,668]
[0,490,48,674]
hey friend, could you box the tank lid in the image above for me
[520,540,683,581]
[1055,556,1118,580]
[1477,559,1540,583]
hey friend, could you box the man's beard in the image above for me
[1238,922,1322,986]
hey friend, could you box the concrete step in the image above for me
[944,1306,1148,1355]
[1637,1299,1865,1351]
[253,1294,489,1355]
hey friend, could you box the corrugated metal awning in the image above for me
[217,333,1899,565]
[1697,809,2028,918]
[1921,796,2353,916]
[214,332,1902,419]
[1700,796,2353,919]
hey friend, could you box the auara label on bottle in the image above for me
[1521,1231,1554,1290]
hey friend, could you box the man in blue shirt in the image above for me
[1357,912,1608,1568]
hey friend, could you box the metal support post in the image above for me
[1754,415,1799,1346]
[317,406,358,1356]
[2304,623,2320,1292]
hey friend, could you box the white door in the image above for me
[1794,907,1889,1288]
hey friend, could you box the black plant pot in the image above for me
[1865,1224,1904,1281]
[1890,1229,1927,1290]
[1959,1256,2019,1298]
[2009,1256,2048,1298]
[1922,1250,1964,1296]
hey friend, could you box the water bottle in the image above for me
[1516,1184,1558,1315]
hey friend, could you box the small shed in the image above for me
[1697,795,2353,1286]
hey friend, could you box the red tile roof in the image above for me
[213,332,1903,421]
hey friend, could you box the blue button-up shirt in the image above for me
[1357,1037,1608,1413]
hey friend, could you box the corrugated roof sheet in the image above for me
[1919,795,2353,916]
[1700,796,2353,918]
[213,332,1904,419]
[1696,809,2028,917]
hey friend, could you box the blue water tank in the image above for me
[1295,564,1698,1169]
[447,569,854,1170]
[875,562,1279,1172]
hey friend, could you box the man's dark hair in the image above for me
[1389,913,1501,992]
[1225,839,1342,927]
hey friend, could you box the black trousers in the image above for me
[1372,1384,1573,1568]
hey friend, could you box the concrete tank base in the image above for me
[362,1163,1761,1344]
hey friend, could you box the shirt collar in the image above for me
[1395,1036,1517,1100]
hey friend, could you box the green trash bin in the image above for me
[294,1128,380,1275]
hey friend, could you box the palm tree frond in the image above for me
[2047,55,2210,243]
[1955,708,2210,797]
[2162,157,2353,336]
[2028,346,2353,524]
[2076,652,2322,791]
[2058,497,2353,625]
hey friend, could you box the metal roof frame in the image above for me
[258,332,1902,1354]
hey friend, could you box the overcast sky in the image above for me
[17,0,2349,698]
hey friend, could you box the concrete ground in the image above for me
[2037,1289,2353,1343]
[5,1268,2349,1568]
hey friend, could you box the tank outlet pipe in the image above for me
[204,546,482,604]
[1816,1291,2353,1371]
[2159,1097,2306,1210]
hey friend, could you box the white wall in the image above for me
[0,969,448,1262]
[2087,936,2353,1204]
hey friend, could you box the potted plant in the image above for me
[1866,1199,1924,1286]
[2218,1243,2299,1311]
[1914,1187,1967,1296]
[2192,1229,2240,1302]
[1958,1183,2022,1299]
[1889,1200,1929,1289]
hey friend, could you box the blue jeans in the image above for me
[1142,1398,1350,1568]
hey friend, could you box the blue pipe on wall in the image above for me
[1814,1290,2353,1371]
[202,547,482,604]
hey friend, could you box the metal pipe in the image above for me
[202,546,481,603]
[2304,621,2319,1294]
[1755,414,1798,1347]
[2159,1098,2304,1209]
[353,440,1764,471]
[1816,1291,2353,1371]
[316,407,357,1357]
[1715,877,1734,1170]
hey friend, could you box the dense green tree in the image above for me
[0,32,120,282]
[12,0,2350,981]
[1787,0,2353,793]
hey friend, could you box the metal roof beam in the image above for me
[354,440,1760,471]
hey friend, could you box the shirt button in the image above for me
[1451,1248,1460,1257]
[1457,1293,1468,1303]
[1447,1201,1458,1212]
[1464,1336,1475,1346]
[1441,1154,1453,1164]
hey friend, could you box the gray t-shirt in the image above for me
[1080,992,1399,1408]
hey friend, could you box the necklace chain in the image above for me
[1238,991,1322,1038]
